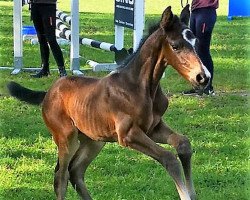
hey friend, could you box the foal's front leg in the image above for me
[149,120,196,200]
[116,119,191,200]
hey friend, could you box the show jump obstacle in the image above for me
[56,13,116,52]
[9,0,145,74]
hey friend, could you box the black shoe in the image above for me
[182,89,199,96]
[203,88,215,96]
[59,69,67,77]
[30,69,50,78]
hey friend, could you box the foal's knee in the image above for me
[161,151,182,178]
[177,136,192,160]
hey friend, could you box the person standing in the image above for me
[29,0,67,78]
[183,0,218,95]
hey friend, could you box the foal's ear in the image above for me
[160,6,174,30]
[180,4,190,26]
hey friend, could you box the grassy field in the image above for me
[0,0,250,199]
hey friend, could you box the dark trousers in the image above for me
[190,7,217,90]
[31,3,64,69]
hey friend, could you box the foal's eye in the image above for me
[171,44,179,51]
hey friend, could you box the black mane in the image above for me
[116,23,160,71]
[117,15,180,71]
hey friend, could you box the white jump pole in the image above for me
[133,0,145,51]
[12,0,23,74]
[70,0,83,75]
[115,26,124,51]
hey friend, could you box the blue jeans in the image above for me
[190,7,217,90]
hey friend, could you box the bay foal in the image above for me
[8,5,210,200]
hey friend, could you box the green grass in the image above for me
[0,0,250,199]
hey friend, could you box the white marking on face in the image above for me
[182,29,211,81]
[182,29,211,78]
[182,29,196,48]
[202,64,211,78]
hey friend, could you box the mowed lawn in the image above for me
[0,0,249,200]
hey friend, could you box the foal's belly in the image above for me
[71,111,118,142]
[72,110,155,143]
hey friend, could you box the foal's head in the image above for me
[158,5,210,90]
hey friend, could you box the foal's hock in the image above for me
[8,5,210,200]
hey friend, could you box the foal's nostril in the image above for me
[196,73,204,83]
[196,73,209,85]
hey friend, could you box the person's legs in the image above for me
[42,4,67,77]
[190,11,196,36]
[192,8,217,93]
[183,8,216,95]
[30,4,50,77]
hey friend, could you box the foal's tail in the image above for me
[7,81,46,105]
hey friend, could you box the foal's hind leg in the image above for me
[53,131,79,200]
[46,115,79,199]
[149,120,196,200]
[69,133,105,200]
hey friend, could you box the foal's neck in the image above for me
[126,30,166,98]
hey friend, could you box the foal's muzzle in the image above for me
[196,73,210,86]
[193,72,210,91]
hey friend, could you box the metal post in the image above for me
[115,25,124,50]
[12,0,23,74]
[133,0,145,52]
[70,0,83,75]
